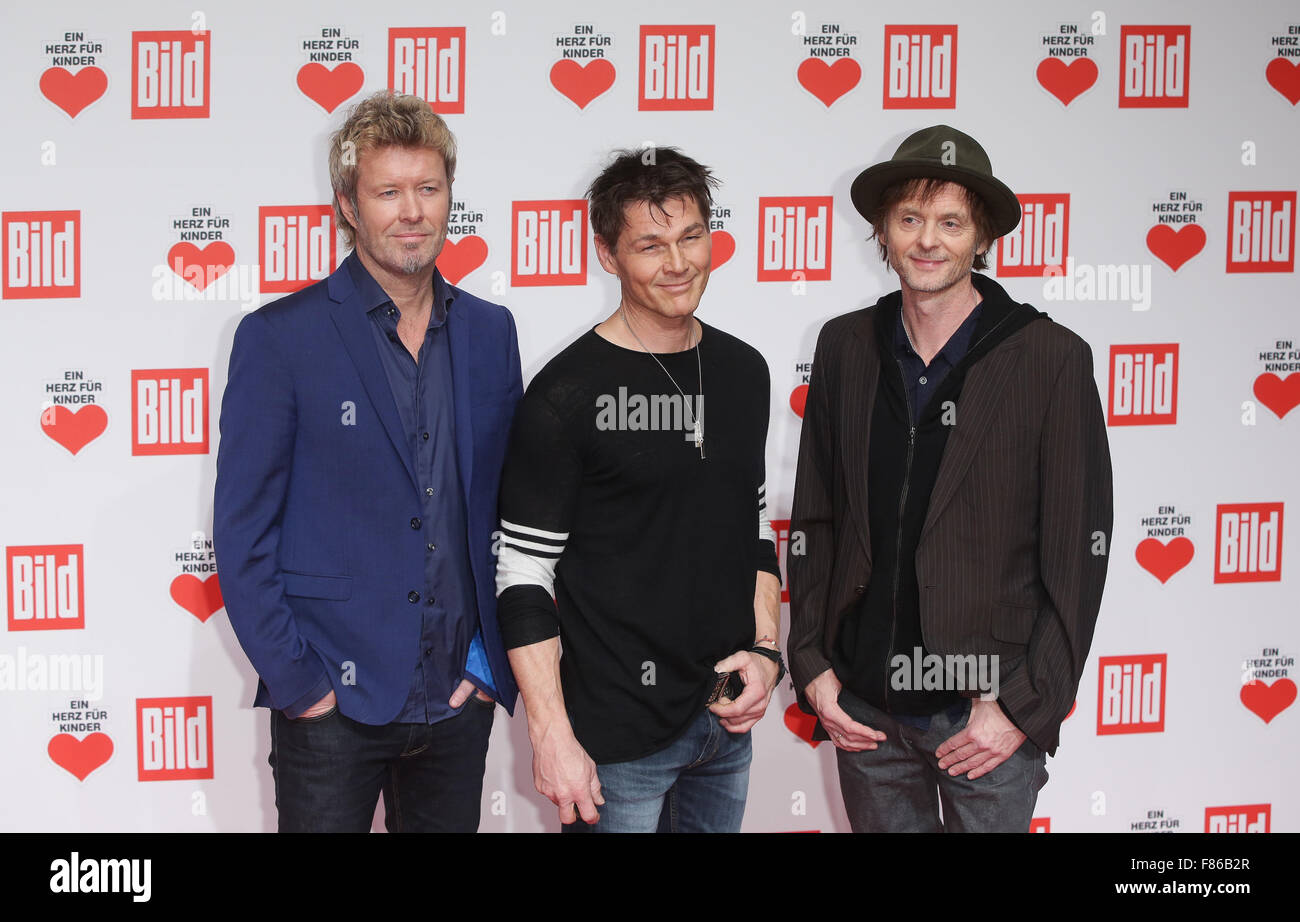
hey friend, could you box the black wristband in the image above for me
[749,645,787,684]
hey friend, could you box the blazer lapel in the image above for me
[842,314,879,564]
[920,339,1022,542]
[328,290,419,490]
[446,297,475,502]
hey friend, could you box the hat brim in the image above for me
[850,161,1022,240]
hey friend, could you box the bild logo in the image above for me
[1119,25,1189,108]
[131,30,210,119]
[131,369,209,456]
[1107,344,1178,426]
[883,25,956,108]
[388,27,465,113]
[1204,804,1269,833]
[638,25,714,110]
[1215,502,1283,583]
[7,545,84,632]
[1227,191,1295,273]
[3,210,79,299]
[1097,653,1166,734]
[757,196,832,282]
[136,696,213,781]
[511,200,587,287]
[998,194,1068,278]
[259,205,335,294]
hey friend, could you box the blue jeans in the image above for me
[563,709,752,833]
[269,697,495,832]
[834,687,1047,832]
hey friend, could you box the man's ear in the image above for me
[336,192,357,228]
[593,234,619,275]
[874,224,890,256]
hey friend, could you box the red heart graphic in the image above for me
[168,241,235,292]
[1266,57,1300,106]
[296,62,365,114]
[710,230,735,270]
[1035,56,1098,106]
[1145,223,1206,272]
[784,702,822,748]
[1240,678,1296,724]
[48,732,113,781]
[1254,372,1300,420]
[170,573,224,622]
[1135,536,1195,584]
[437,235,488,285]
[789,384,808,418]
[39,66,108,117]
[796,57,861,107]
[40,404,108,455]
[549,59,615,109]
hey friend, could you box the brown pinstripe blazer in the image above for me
[787,276,1112,755]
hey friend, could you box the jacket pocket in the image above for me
[990,603,1037,644]
[282,571,353,601]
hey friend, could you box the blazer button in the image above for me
[410,517,422,529]
[407,590,420,603]
[854,584,866,595]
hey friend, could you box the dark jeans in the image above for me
[269,698,495,832]
[835,687,1047,833]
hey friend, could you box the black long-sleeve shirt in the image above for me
[495,324,779,763]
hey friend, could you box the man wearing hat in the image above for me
[787,126,1112,832]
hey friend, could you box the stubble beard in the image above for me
[890,248,971,295]
[394,225,446,276]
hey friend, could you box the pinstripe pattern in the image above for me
[788,296,1113,755]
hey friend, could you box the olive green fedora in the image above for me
[849,125,1021,237]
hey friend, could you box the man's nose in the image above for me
[398,190,423,222]
[664,243,688,273]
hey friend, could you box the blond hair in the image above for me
[328,92,457,247]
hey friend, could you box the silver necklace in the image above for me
[620,308,705,459]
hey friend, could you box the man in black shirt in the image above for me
[495,148,784,832]
[789,126,1112,832]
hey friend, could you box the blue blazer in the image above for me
[214,259,522,722]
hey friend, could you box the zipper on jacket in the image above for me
[885,354,915,710]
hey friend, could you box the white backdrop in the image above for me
[1,0,1295,833]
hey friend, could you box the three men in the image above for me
[493,148,784,832]
[788,125,1113,832]
[214,92,521,832]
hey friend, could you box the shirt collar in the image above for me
[346,249,454,326]
[894,299,984,367]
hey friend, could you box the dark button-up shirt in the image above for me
[348,252,489,725]
[893,301,984,426]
